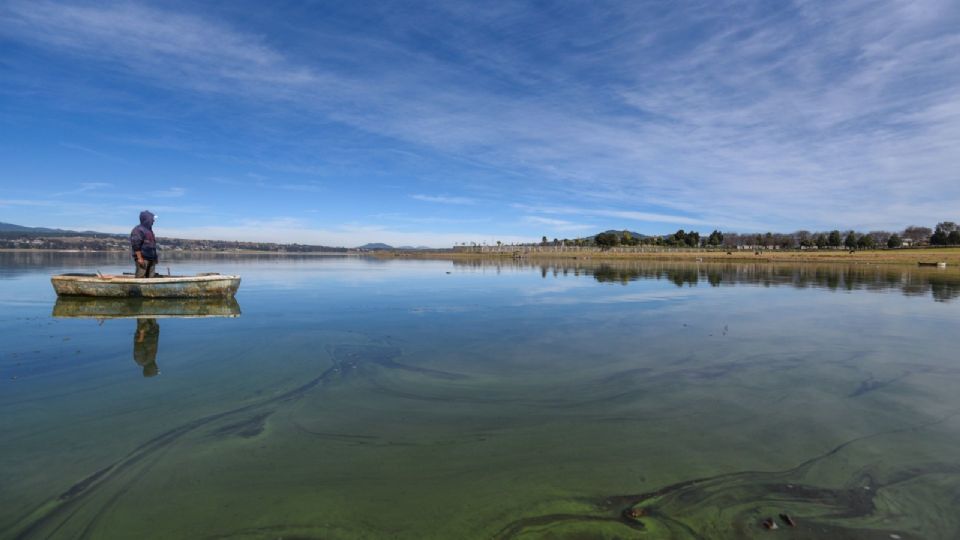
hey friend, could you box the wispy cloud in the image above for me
[515,204,723,229]
[53,182,112,197]
[523,216,595,232]
[0,198,62,207]
[411,194,476,205]
[59,142,123,161]
[210,176,324,193]
[148,187,186,198]
[3,0,959,235]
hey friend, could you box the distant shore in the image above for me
[0,249,354,256]
[373,247,960,266]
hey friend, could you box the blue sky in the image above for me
[1,1,959,247]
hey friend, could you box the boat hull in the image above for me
[51,274,241,298]
[53,296,241,318]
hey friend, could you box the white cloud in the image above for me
[523,216,595,232]
[411,194,476,205]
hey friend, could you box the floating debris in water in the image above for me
[623,507,646,520]
[779,513,797,527]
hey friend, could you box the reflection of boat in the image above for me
[51,273,241,298]
[53,296,241,319]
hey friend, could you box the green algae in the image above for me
[3,257,960,539]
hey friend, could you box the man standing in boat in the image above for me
[130,210,159,278]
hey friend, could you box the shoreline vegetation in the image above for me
[375,246,960,266]
[3,221,959,265]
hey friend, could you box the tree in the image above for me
[828,230,842,248]
[903,226,932,245]
[857,234,874,249]
[541,236,548,246]
[815,234,827,249]
[931,228,948,246]
[671,229,687,247]
[887,234,902,248]
[949,231,960,245]
[595,232,620,249]
[867,231,891,247]
[932,222,958,245]
[707,230,723,246]
[686,231,701,247]
[844,231,858,250]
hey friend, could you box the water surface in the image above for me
[2,253,959,539]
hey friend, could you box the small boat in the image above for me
[917,262,947,268]
[51,273,241,298]
[53,296,241,319]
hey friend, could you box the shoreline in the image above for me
[4,247,959,266]
[0,249,354,256]
[373,247,960,266]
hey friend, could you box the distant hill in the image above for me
[0,222,53,232]
[0,222,119,237]
[0,222,346,252]
[576,229,648,241]
[357,243,394,250]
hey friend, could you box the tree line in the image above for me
[530,221,960,250]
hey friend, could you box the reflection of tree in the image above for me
[930,275,960,303]
[134,319,160,377]
[592,265,640,285]
[451,259,960,303]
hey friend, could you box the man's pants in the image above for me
[135,260,158,278]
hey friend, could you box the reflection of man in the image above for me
[130,210,159,278]
[134,318,160,377]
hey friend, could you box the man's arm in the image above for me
[130,228,146,267]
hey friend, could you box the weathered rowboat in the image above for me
[51,273,241,298]
[53,296,241,318]
[917,262,948,268]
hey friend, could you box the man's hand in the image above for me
[135,252,146,268]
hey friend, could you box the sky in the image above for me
[1,0,959,247]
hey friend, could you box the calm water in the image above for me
[2,253,960,539]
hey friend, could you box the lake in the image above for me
[2,253,959,539]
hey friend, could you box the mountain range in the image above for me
[0,222,120,237]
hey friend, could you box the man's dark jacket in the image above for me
[130,211,158,261]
